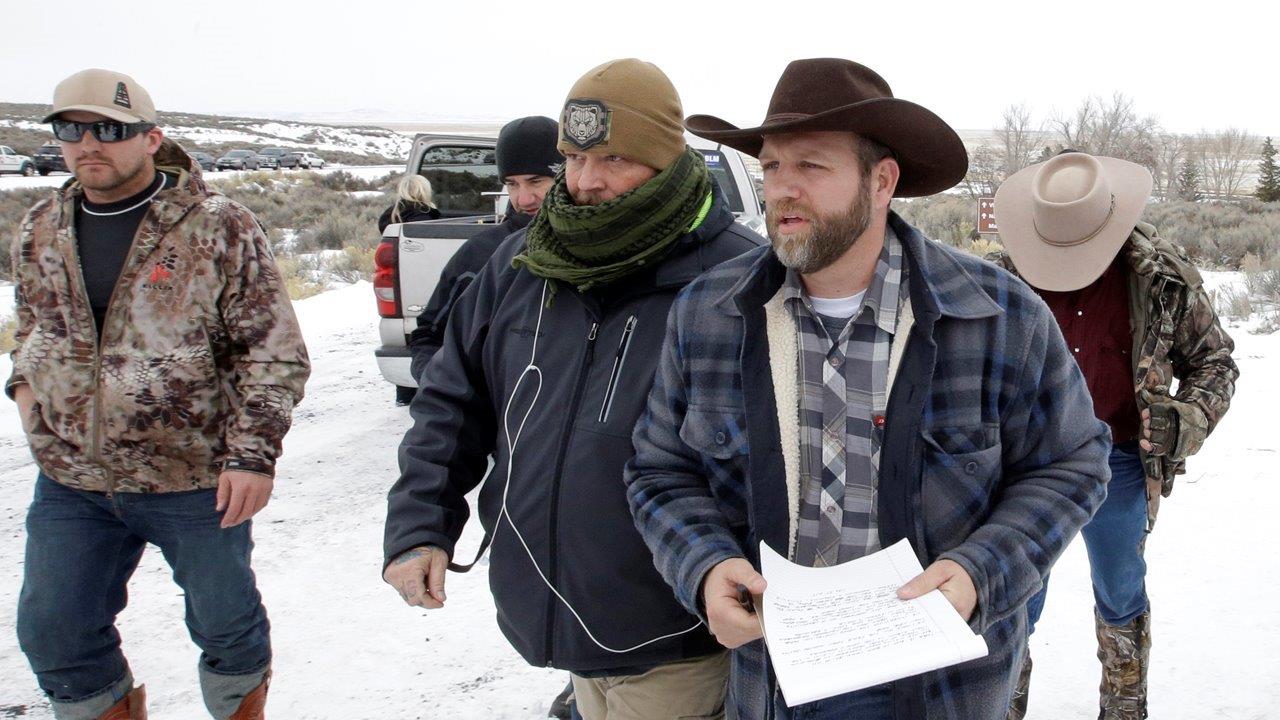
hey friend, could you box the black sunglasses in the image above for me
[51,119,155,143]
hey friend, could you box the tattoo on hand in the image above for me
[392,547,432,566]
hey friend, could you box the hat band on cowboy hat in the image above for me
[995,152,1153,292]
[683,57,968,197]
[1034,195,1116,247]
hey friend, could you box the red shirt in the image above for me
[1033,256,1141,443]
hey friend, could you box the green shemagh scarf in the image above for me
[513,146,713,294]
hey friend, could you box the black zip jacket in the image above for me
[385,189,763,674]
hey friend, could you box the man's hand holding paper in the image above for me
[702,557,768,649]
[897,558,978,621]
[758,539,989,707]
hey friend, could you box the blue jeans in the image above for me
[773,683,894,719]
[17,474,271,719]
[1027,442,1149,630]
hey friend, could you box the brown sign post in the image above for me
[978,197,998,234]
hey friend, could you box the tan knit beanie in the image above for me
[557,58,685,171]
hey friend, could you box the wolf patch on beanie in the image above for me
[556,59,685,171]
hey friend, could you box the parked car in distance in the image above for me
[257,147,290,169]
[0,145,36,176]
[280,151,325,170]
[215,149,261,171]
[190,151,216,172]
[33,143,69,175]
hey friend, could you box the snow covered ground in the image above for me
[0,117,411,164]
[0,283,564,719]
[0,164,403,193]
[0,279,1276,718]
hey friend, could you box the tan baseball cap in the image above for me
[43,69,156,124]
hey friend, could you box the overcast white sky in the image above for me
[4,0,1278,137]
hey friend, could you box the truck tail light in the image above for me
[373,238,400,318]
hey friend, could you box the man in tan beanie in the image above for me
[384,58,765,719]
[10,68,308,720]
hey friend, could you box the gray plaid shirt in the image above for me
[785,227,906,567]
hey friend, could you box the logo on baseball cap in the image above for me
[43,69,156,124]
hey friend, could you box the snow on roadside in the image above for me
[0,279,1276,718]
[0,283,563,719]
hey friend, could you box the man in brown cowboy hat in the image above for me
[990,151,1237,720]
[624,58,1110,719]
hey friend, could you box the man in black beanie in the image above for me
[405,115,562,389]
[406,116,582,717]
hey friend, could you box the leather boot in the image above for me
[228,671,271,720]
[1095,608,1150,720]
[1007,646,1032,720]
[99,685,147,720]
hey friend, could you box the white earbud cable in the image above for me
[495,280,703,654]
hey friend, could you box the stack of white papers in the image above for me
[760,538,989,707]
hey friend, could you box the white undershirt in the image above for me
[808,290,867,319]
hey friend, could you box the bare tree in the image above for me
[1151,133,1187,200]
[1198,127,1257,198]
[961,144,1002,201]
[1049,93,1159,166]
[998,103,1039,179]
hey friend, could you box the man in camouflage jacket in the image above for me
[8,70,309,720]
[990,151,1237,720]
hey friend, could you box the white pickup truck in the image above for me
[0,145,37,176]
[372,132,764,391]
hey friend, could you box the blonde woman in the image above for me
[380,173,443,405]
[378,173,441,233]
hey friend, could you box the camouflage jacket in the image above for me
[990,222,1237,526]
[7,141,310,493]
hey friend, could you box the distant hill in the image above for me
[0,103,411,166]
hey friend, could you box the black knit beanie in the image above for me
[496,116,564,179]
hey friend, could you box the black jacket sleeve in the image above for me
[384,238,518,568]
[377,204,395,235]
[407,227,507,384]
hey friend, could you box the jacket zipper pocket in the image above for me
[597,315,637,423]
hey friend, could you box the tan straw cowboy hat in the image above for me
[995,152,1153,292]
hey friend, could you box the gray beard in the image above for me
[768,182,873,275]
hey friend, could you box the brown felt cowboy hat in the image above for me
[685,58,968,197]
[994,152,1152,292]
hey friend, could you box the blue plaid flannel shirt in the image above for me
[626,213,1110,719]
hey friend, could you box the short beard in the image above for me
[767,180,873,275]
[74,152,151,196]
